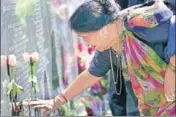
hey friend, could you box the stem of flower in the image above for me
[31,61,35,76]
[7,56,11,81]
[29,57,33,116]
[8,66,18,115]
[7,56,14,115]
[11,65,19,115]
[30,57,37,116]
[11,67,15,80]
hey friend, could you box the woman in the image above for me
[29,0,175,116]
[108,0,150,116]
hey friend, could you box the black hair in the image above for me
[115,0,128,9]
[70,0,121,32]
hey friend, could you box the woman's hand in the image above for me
[164,56,176,102]
[27,96,66,116]
[164,68,175,102]
[28,99,55,116]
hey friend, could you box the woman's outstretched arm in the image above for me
[28,70,102,116]
[61,69,101,101]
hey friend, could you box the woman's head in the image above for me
[70,0,121,51]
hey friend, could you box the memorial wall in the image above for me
[1,0,80,116]
[1,0,110,116]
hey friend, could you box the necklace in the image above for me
[109,19,126,95]
[109,48,122,95]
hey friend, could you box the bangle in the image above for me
[60,93,68,103]
[53,95,65,110]
[168,63,176,72]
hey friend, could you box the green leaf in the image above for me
[3,76,24,97]
[29,75,38,84]
[15,0,36,17]
[29,75,39,92]
[7,80,15,95]
[29,75,32,83]
[12,83,17,97]
[9,81,24,97]
[32,76,38,84]
[15,83,24,93]
[34,84,39,92]
[15,0,37,28]
[12,82,20,97]
[2,80,10,95]
[2,80,8,90]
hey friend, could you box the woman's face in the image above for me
[77,22,119,52]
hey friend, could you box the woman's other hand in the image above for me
[164,55,176,102]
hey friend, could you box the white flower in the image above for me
[54,4,68,20]
[22,52,30,62]
[31,52,39,62]
[1,55,7,67]
[8,54,16,67]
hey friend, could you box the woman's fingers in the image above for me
[31,105,47,109]
[30,103,54,116]
[43,110,52,116]
[29,101,41,105]
[165,94,175,102]
[28,100,48,106]
[22,99,55,116]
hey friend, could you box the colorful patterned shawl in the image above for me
[120,1,175,116]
